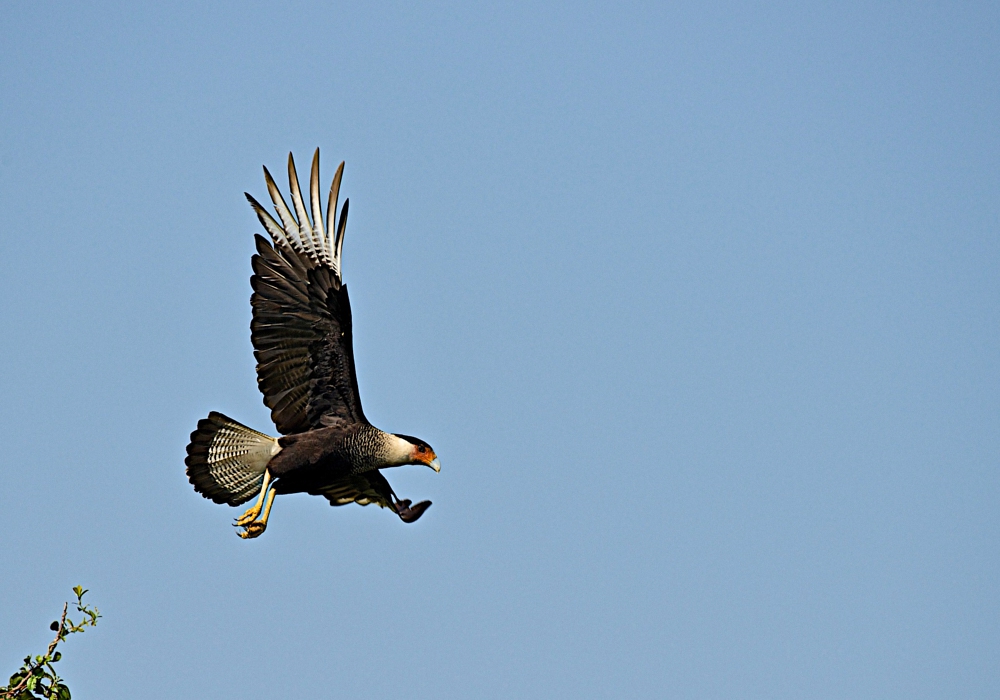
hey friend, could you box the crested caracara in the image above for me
[185,150,439,538]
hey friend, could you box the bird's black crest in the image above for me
[393,434,433,451]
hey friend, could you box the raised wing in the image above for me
[312,470,432,523]
[246,150,366,434]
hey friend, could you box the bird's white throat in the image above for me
[384,432,417,466]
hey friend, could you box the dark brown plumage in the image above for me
[184,150,439,538]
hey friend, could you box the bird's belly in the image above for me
[266,438,350,476]
[271,456,354,495]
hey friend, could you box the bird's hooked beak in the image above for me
[428,456,441,472]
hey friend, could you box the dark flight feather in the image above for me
[248,171,366,434]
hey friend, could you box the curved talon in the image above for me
[234,504,262,527]
[238,521,267,539]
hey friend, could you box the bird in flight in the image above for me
[185,150,440,538]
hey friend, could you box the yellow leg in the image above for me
[260,487,276,525]
[238,485,276,539]
[234,469,271,527]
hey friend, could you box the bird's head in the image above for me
[392,434,441,472]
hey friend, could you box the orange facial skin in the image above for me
[411,443,440,470]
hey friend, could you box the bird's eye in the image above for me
[418,445,426,452]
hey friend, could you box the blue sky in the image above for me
[2,2,998,698]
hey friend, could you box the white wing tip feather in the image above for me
[252,149,345,283]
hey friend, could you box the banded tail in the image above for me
[185,412,281,506]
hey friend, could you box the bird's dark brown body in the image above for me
[270,423,380,478]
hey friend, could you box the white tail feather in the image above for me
[185,412,281,506]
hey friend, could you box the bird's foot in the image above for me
[396,499,432,523]
[237,521,267,539]
[234,503,263,527]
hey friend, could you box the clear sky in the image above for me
[1,2,998,698]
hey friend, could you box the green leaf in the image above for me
[52,652,61,662]
[72,586,83,598]
[10,671,27,683]
[56,683,71,700]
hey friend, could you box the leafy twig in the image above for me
[1,587,100,700]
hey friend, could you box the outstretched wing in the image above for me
[312,470,432,523]
[246,150,366,434]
